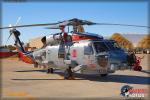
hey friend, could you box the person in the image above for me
[127,51,136,67]
[63,32,68,42]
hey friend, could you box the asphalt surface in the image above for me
[1,54,150,100]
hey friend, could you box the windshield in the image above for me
[106,41,121,50]
[93,41,121,53]
[94,42,109,53]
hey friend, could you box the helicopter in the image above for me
[1,18,149,79]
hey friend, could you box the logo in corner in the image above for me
[120,85,133,97]
[120,85,146,98]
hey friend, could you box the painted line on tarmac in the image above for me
[4,90,37,100]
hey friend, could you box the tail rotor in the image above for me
[5,17,22,44]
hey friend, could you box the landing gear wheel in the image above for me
[47,68,54,74]
[100,74,108,77]
[50,68,54,73]
[64,67,74,80]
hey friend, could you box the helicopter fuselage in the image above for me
[32,39,130,75]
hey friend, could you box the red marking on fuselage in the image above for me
[72,49,77,58]
[72,34,97,41]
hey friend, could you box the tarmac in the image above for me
[0,54,150,100]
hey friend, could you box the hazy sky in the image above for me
[1,1,149,45]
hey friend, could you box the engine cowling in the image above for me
[41,33,62,45]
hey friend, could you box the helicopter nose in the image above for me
[97,55,108,68]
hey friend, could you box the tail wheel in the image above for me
[64,67,74,80]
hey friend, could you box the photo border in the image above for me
[0,0,149,100]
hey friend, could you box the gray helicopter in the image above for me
[1,18,149,79]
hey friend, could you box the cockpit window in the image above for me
[94,41,121,54]
[94,42,109,53]
[107,41,121,50]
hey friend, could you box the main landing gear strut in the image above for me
[64,67,75,80]
[47,68,54,73]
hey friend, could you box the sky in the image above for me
[1,1,149,45]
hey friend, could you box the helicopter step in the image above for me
[72,65,87,73]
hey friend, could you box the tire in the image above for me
[100,74,108,77]
[50,68,54,73]
[47,68,54,74]
[64,67,73,79]
[64,69,70,79]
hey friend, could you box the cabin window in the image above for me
[84,46,93,55]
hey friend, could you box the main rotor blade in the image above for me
[1,18,149,29]
[45,26,60,29]
[45,18,96,29]
[95,23,150,28]
[0,22,59,29]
